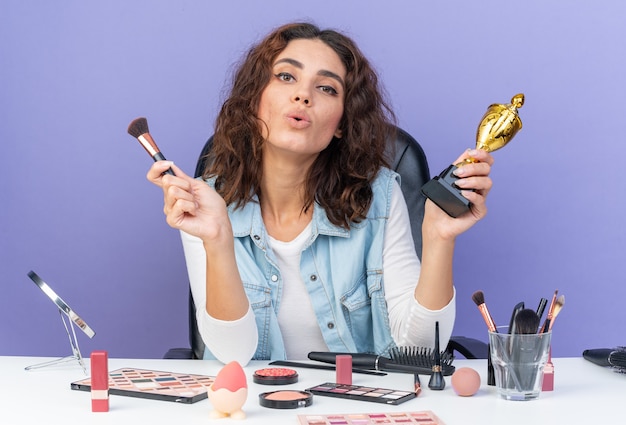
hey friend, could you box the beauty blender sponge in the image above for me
[207,361,248,419]
[451,367,481,396]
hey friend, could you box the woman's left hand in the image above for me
[423,148,494,241]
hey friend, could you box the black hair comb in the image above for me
[583,347,626,373]
[308,347,455,376]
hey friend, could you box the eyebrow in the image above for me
[274,58,345,89]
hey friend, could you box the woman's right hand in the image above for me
[146,161,232,244]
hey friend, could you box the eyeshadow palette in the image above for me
[305,382,417,405]
[298,410,445,424]
[71,368,215,404]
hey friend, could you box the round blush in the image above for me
[253,367,298,385]
[258,390,313,409]
[265,390,306,401]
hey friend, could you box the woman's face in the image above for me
[257,38,346,157]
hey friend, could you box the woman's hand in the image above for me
[146,161,232,243]
[423,149,494,241]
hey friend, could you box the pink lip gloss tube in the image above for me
[90,350,109,412]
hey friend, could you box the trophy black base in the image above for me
[421,164,470,218]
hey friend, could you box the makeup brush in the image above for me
[428,321,446,390]
[472,290,497,386]
[413,373,422,396]
[540,293,562,391]
[308,349,455,376]
[471,290,497,332]
[507,301,525,334]
[127,117,175,175]
[508,308,537,356]
[583,347,626,372]
[513,309,541,334]
[536,297,548,322]
[268,360,387,376]
[540,289,558,333]
[548,295,565,331]
[511,308,542,390]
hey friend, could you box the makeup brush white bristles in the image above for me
[548,295,565,331]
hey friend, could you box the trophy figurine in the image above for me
[421,93,525,217]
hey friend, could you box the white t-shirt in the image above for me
[180,180,455,364]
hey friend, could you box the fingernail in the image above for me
[453,167,465,177]
[467,149,479,156]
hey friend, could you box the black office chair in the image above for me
[164,127,488,360]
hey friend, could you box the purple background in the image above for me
[2,1,624,360]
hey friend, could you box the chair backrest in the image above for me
[188,127,430,359]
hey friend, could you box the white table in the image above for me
[1,356,622,424]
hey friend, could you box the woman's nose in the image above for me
[294,96,310,105]
[293,85,311,105]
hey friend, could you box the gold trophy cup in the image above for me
[421,94,524,217]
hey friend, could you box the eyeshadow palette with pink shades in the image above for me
[298,410,446,424]
[71,368,215,404]
[306,382,417,405]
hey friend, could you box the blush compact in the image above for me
[253,367,299,385]
[258,390,313,409]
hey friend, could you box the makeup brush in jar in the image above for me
[515,308,546,390]
[548,295,565,331]
[539,289,559,333]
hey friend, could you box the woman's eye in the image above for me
[319,85,338,95]
[276,72,294,82]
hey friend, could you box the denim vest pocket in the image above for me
[243,281,273,359]
[340,273,375,353]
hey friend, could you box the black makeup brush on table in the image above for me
[583,347,626,372]
[308,347,455,376]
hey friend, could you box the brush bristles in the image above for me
[553,295,565,315]
[127,117,149,138]
[546,289,559,319]
[389,346,455,376]
[471,290,485,306]
[548,294,565,331]
[513,308,540,334]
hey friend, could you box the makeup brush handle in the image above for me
[308,352,379,369]
[268,360,387,376]
[153,152,175,175]
[308,352,433,375]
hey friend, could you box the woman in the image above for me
[147,22,493,365]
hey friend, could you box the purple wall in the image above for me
[2,1,625,359]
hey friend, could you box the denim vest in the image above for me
[203,168,400,360]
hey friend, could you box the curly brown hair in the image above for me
[205,22,396,229]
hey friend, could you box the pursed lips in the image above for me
[286,111,311,129]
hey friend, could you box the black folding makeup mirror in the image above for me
[25,270,96,374]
